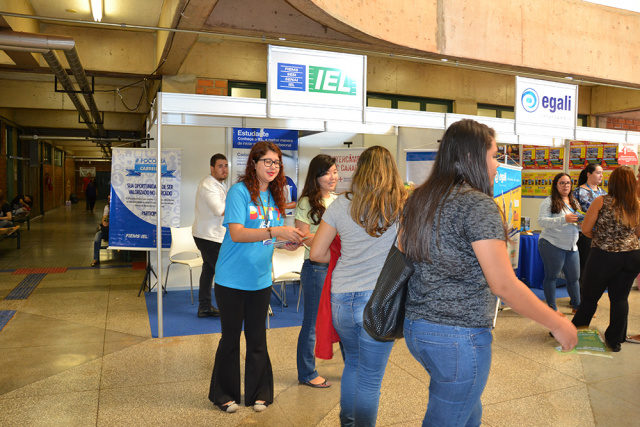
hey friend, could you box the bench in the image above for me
[0,227,20,249]
[12,212,30,230]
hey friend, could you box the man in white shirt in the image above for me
[192,154,228,317]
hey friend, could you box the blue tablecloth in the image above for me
[515,233,544,289]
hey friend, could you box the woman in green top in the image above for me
[295,154,339,388]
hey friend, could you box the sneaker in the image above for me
[253,401,268,412]
[217,401,238,413]
[197,306,220,318]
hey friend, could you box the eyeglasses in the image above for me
[257,158,282,168]
[558,182,572,186]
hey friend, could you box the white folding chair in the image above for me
[164,226,203,305]
[271,246,305,312]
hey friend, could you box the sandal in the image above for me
[300,379,332,388]
[626,335,640,344]
[253,400,268,412]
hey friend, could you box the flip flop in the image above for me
[300,379,332,388]
[626,335,640,344]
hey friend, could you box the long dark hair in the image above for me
[299,154,336,226]
[401,119,500,262]
[238,141,287,216]
[577,163,600,187]
[347,146,407,237]
[550,173,580,214]
[608,166,640,227]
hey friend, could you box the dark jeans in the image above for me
[193,237,221,310]
[296,259,328,383]
[572,247,640,347]
[209,284,273,407]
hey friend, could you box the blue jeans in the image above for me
[93,230,103,261]
[538,238,581,311]
[404,318,493,427]
[297,259,328,382]
[331,291,394,427]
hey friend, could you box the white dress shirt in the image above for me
[192,174,227,243]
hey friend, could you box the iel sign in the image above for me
[515,76,578,139]
[267,45,366,122]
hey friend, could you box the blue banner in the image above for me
[232,128,298,150]
[109,148,181,249]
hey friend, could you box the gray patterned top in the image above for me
[405,185,506,328]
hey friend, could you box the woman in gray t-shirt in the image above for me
[310,146,407,427]
[400,119,577,427]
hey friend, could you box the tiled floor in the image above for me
[0,202,640,427]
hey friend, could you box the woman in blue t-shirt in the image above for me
[400,119,577,427]
[208,141,304,414]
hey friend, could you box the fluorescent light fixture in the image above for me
[91,0,103,22]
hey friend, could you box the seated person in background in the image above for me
[91,215,109,267]
[92,199,110,267]
[0,190,14,228]
[11,195,33,215]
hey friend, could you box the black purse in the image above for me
[363,236,414,342]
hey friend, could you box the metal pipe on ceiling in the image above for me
[18,135,146,142]
[0,31,109,155]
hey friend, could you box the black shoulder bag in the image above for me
[363,235,414,342]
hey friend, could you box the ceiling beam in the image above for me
[156,0,220,75]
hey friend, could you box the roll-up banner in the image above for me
[515,76,578,141]
[494,164,522,269]
[109,148,181,249]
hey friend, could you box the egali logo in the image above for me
[521,88,539,113]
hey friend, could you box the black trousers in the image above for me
[193,237,221,310]
[576,233,592,291]
[572,247,640,347]
[209,284,273,407]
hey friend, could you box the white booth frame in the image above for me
[148,91,638,338]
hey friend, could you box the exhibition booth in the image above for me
[113,46,639,337]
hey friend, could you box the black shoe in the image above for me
[197,306,220,318]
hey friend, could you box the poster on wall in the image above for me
[569,141,619,169]
[231,128,299,215]
[109,148,181,249]
[618,144,638,166]
[320,147,366,193]
[522,145,564,169]
[521,171,560,197]
[405,149,437,187]
[494,164,522,269]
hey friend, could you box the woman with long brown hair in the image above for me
[572,165,640,352]
[310,146,407,427]
[295,154,338,388]
[400,119,577,427]
[208,141,304,413]
[537,173,581,314]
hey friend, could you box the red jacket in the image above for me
[314,235,342,360]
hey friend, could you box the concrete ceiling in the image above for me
[0,0,639,159]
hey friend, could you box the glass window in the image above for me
[54,149,63,167]
[397,101,421,111]
[366,93,453,113]
[42,144,52,164]
[477,104,514,119]
[367,97,392,108]
[228,81,266,99]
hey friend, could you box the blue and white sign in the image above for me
[515,76,578,139]
[405,149,437,186]
[267,45,366,121]
[232,128,298,150]
[109,148,181,249]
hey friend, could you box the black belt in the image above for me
[309,260,329,268]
